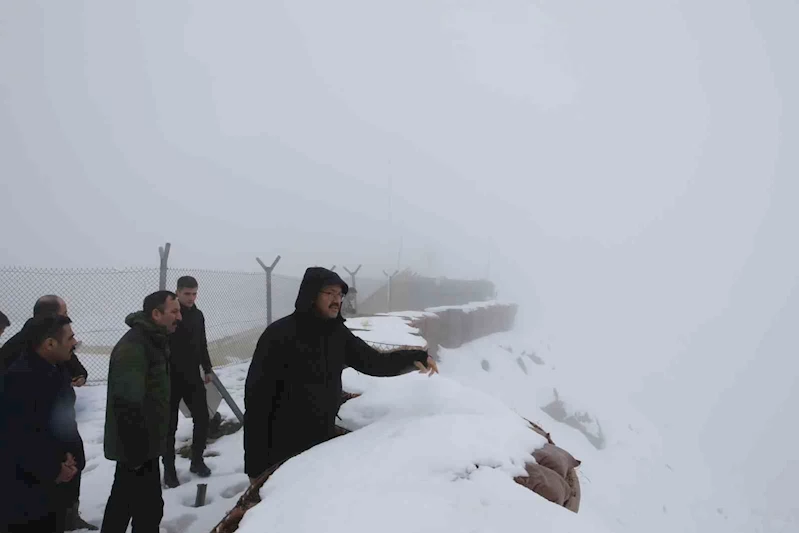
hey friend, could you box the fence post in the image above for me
[383,269,399,312]
[344,265,362,313]
[158,243,171,290]
[256,255,281,325]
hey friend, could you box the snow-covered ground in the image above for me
[71,314,766,532]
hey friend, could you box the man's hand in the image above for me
[414,356,439,377]
[56,454,78,484]
[71,376,86,387]
[203,371,212,385]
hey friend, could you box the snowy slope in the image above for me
[238,373,608,533]
[71,316,745,532]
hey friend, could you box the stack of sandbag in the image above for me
[515,442,582,512]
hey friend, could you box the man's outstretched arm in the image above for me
[343,329,436,377]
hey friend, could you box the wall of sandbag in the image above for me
[409,302,518,357]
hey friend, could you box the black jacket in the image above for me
[243,267,429,478]
[0,351,85,525]
[0,318,88,381]
[168,303,212,380]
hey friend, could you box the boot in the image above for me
[190,454,211,478]
[64,501,99,531]
[163,458,180,489]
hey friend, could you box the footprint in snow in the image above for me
[161,514,198,533]
[221,480,251,499]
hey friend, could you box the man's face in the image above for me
[152,296,182,333]
[177,287,198,308]
[48,324,78,363]
[0,327,5,338]
[314,285,345,320]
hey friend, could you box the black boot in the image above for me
[64,501,99,531]
[163,458,180,488]
[190,454,211,478]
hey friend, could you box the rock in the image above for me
[542,389,606,450]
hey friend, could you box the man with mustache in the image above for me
[0,314,81,533]
[0,295,94,530]
[101,291,181,533]
[243,267,439,481]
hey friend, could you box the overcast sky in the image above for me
[2,0,797,526]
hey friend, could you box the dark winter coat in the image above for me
[0,351,85,525]
[168,303,212,382]
[104,312,171,466]
[243,267,429,478]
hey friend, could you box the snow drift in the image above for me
[225,373,595,533]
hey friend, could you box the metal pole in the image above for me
[209,371,244,424]
[343,265,361,289]
[158,243,171,290]
[344,265,362,313]
[383,269,399,313]
[257,255,281,325]
[195,484,208,507]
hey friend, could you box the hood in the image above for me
[295,267,349,315]
[125,311,168,340]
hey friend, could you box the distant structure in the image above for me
[357,270,495,315]
[342,287,358,318]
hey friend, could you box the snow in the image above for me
[239,373,611,533]
[425,300,506,314]
[345,314,426,349]
[72,363,251,533]
[69,320,760,533]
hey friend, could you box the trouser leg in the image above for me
[185,378,210,458]
[100,463,133,533]
[129,459,163,533]
[165,379,183,464]
[5,511,60,533]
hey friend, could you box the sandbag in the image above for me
[514,463,571,506]
[532,443,581,479]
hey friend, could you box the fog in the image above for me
[1,0,797,528]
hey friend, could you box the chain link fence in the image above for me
[0,264,385,384]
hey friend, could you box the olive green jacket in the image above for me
[104,312,170,465]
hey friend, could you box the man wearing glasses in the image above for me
[243,267,438,481]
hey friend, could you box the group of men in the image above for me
[1,266,438,532]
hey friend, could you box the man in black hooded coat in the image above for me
[243,267,437,479]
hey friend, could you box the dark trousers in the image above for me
[100,459,163,533]
[166,376,209,462]
[56,468,80,507]
[5,510,64,533]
